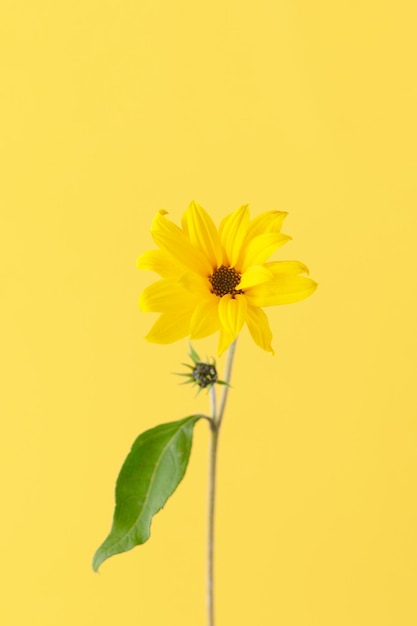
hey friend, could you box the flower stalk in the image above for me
[206,340,237,626]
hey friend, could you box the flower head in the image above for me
[138,202,317,354]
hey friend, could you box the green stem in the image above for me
[207,419,218,626]
[216,339,237,428]
[206,340,237,626]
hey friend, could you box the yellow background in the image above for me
[1,1,416,624]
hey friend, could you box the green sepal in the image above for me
[93,415,203,572]
[188,343,201,364]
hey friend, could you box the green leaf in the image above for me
[93,415,203,572]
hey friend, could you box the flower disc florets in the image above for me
[209,265,243,298]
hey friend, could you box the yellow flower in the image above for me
[138,202,317,355]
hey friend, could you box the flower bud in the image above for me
[192,362,218,388]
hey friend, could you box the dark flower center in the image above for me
[209,265,243,297]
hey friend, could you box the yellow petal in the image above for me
[245,305,274,354]
[245,275,318,307]
[245,210,287,240]
[238,265,273,290]
[137,250,182,279]
[179,271,211,296]
[181,201,223,268]
[217,327,236,356]
[240,233,291,272]
[145,312,191,344]
[218,293,247,339]
[151,210,212,276]
[219,205,250,267]
[139,279,198,312]
[189,296,220,339]
[265,260,310,276]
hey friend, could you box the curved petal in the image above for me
[140,279,198,312]
[189,296,220,339]
[219,205,250,267]
[245,305,274,354]
[151,210,212,276]
[218,293,247,339]
[145,312,191,344]
[137,249,183,279]
[181,201,223,268]
[238,265,273,290]
[217,327,236,356]
[245,275,318,307]
[240,233,291,272]
[265,260,310,276]
[245,210,287,240]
